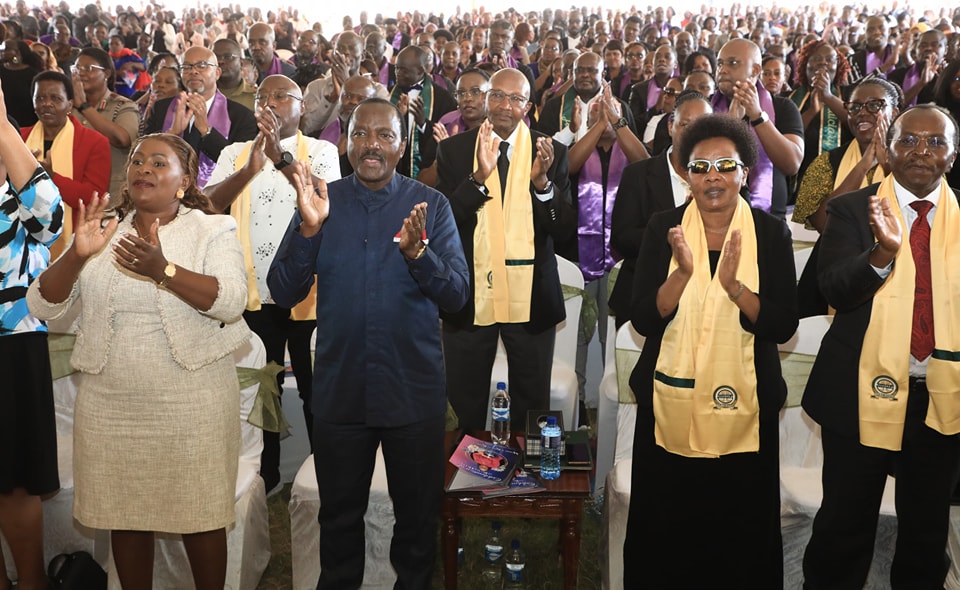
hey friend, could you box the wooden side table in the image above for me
[441,431,591,590]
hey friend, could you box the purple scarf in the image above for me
[619,74,633,99]
[392,31,403,51]
[577,143,627,280]
[711,81,776,212]
[264,54,285,78]
[319,117,341,145]
[902,63,922,106]
[646,76,666,111]
[379,58,390,86]
[866,46,892,76]
[163,91,232,188]
[439,110,468,135]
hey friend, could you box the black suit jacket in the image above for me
[802,184,960,437]
[608,151,678,318]
[628,203,798,415]
[536,91,636,140]
[627,77,665,124]
[145,95,258,166]
[397,83,458,177]
[435,125,576,332]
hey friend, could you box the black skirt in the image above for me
[623,404,783,589]
[0,331,60,495]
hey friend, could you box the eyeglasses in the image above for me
[686,157,744,174]
[844,99,887,114]
[662,87,680,96]
[215,53,237,63]
[895,135,952,151]
[255,90,303,105]
[339,90,370,103]
[715,58,742,69]
[455,87,486,100]
[180,61,216,73]
[73,64,105,72]
[625,52,645,59]
[487,90,528,107]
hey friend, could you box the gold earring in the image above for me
[176,189,185,200]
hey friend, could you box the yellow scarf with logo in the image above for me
[232,132,316,320]
[858,175,960,451]
[26,119,75,260]
[472,123,536,325]
[653,198,761,458]
[834,141,882,191]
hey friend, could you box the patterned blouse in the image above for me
[0,168,63,335]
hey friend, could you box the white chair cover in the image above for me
[486,255,583,431]
[288,450,396,589]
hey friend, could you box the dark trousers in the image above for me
[244,305,316,491]
[803,380,960,590]
[442,322,555,432]
[313,414,446,590]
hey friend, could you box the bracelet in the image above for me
[412,242,427,260]
[728,280,745,302]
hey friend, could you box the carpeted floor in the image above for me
[256,484,604,589]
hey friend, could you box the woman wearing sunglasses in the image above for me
[623,114,798,588]
[791,77,902,316]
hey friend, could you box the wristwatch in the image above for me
[274,151,294,170]
[750,112,770,127]
[613,117,629,130]
[158,262,176,288]
[535,180,555,195]
[467,172,485,190]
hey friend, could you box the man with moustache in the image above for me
[712,38,803,218]
[144,45,257,188]
[539,51,638,145]
[292,30,329,89]
[850,15,898,80]
[628,44,677,125]
[564,11,583,50]
[317,75,388,176]
[436,68,574,432]
[301,31,363,137]
[213,38,256,111]
[383,18,410,53]
[390,45,457,179]
[483,20,537,100]
[204,75,341,493]
[802,105,960,590]
[889,29,947,107]
[268,98,468,589]
[609,91,713,324]
[248,22,296,84]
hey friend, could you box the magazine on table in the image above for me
[447,434,521,489]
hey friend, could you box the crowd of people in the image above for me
[0,1,958,588]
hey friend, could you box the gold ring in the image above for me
[132,258,138,264]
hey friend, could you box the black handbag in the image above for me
[47,551,107,590]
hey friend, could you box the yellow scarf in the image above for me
[834,141,881,191]
[26,119,75,260]
[232,132,316,321]
[858,175,960,450]
[471,123,536,325]
[653,198,761,457]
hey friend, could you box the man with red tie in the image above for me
[802,105,960,589]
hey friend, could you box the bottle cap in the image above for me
[511,539,520,549]
[547,416,557,426]
[497,382,506,390]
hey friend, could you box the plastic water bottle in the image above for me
[491,382,511,445]
[481,521,503,585]
[503,539,526,588]
[540,415,561,480]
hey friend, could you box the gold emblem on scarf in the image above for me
[713,386,738,410]
[871,376,899,400]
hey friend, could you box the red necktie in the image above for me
[910,200,934,361]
